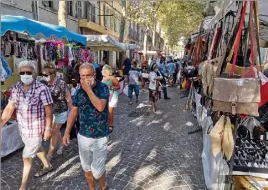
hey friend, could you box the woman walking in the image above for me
[141,60,149,91]
[42,63,72,161]
[102,65,120,133]
[149,63,163,113]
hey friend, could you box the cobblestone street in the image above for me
[1,87,206,190]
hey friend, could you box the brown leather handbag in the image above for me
[212,1,261,117]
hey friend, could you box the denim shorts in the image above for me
[77,134,108,179]
[53,111,68,124]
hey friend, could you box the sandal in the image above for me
[34,165,53,177]
[109,126,113,133]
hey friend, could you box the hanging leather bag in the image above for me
[212,1,261,117]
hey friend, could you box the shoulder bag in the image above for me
[212,1,261,117]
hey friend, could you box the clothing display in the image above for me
[0,52,12,81]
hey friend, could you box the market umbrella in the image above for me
[1,15,86,45]
[84,35,126,51]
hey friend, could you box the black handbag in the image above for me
[182,66,198,78]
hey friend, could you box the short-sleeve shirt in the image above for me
[167,62,176,74]
[72,81,109,138]
[158,63,167,76]
[48,77,69,114]
[9,80,53,138]
[129,67,141,85]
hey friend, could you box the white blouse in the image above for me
[149,71,162,90]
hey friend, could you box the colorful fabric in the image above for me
[9,80,53,138]
[73,81,109,138]
[48,77,69,114]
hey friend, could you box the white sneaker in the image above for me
[57,144,64,155]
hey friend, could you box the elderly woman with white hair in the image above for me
[1,60,54,190]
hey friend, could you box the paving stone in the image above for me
[1,87,206,189]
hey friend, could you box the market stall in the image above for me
[182,1,268,189]
[84,35,126,52]
[1,15,87,158]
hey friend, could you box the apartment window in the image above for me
[91,5,96,23]
[76,1,82,18]
[42,1,53,9]
[85,2,96,23]
[104,5,110,28]
[114,13,120,33]
[48,1,53,8]
[110,10,114,30]
[67,1,73,16]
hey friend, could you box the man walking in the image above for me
[1,60,53,190]
[128,60,141,104]
[63,63,109,190]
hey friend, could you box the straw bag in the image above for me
[212,1,261,117]
[210,115,225,157]
[222,116,234,160]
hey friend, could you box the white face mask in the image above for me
[21,75,34,85]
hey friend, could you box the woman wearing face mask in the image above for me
[101,65,120,133]
[148,63,163,113]
[41,63,72,161]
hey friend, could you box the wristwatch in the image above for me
[45,126,52,132]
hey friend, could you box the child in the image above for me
[128,60,142,104]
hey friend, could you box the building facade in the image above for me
[1,0,164,65]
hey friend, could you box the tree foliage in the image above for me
[127,1,204,47]
[127,0,162,28]
[158,2,204,47]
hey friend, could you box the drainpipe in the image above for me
[36,1,39,21]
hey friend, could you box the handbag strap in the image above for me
[249,1,256,66]
[230,1,248,76]
[208,26,221,60]
[226,3,243,63]
[254,1,262,72]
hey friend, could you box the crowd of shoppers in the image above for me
[0,54,180,189]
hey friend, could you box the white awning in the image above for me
[121,43,141,50]
[84,35,126,51]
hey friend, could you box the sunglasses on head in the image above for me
[19,71,32,75]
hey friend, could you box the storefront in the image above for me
[1,15,87,157]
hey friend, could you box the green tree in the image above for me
[158,2,204,47]
[127,0,162,58]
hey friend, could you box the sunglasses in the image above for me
[41,74,49,77]
[19,71,32,75]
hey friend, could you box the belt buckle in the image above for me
[231,102,237,115]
